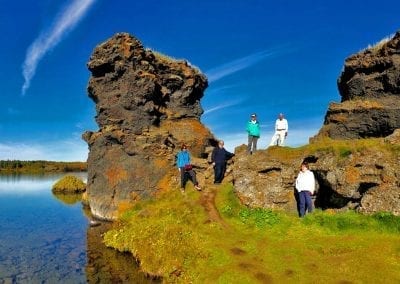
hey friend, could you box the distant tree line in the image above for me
[0,160,87,173]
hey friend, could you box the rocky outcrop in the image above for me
[83,32,400,219]
[233,143,400,215]
[317,31,400,139]
[234,30,400,216]
[232,146,301,212]
[83,33,216,220]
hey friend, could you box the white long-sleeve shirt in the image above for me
[295,169,315,193]
[275,118,288,131]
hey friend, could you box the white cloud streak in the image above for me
[203,99,244,115]
[205,47,288,83]
[21,0,96,95]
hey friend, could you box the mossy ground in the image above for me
[104,182,400,283]
[266,136,400,163]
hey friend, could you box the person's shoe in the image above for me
[195,185,202,191]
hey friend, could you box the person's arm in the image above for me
[309,172,315,194]
[285,119,289,136]
[211,148,217,165]
[225,149,235,159]
[176,152,181,171]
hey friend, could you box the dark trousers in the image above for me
[180,168,198,188]
[298,191,313,217]
[214,162,226,183]
[247,135,258,153]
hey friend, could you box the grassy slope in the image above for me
[104,183,400,283]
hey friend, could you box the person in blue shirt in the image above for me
[176,144,201,192]
[211,140,234,184]
[246,113,260,154]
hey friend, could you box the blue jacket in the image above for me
[176,150,191,168]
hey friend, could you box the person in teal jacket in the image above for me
[246,113,260,154]
[176,144,201,192]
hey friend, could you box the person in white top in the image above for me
[295,162,315,217]
[269,113,288,146]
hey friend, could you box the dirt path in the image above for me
[199,184,230,229]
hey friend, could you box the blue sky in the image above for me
[0,0,399,161]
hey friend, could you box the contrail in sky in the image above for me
[205,46,294,83]
[203,99,244,115]
[21,0,96,96]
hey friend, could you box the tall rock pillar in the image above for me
[83,33,215,220]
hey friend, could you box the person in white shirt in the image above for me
[295,162,315,217]
[269,113,288,146]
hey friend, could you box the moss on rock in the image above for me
[52,175,86,193]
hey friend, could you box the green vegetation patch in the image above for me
[104,184,400,283]
[52,175,86,193]
[0,160,86,173]
[104,190,220,282]
[302,210,400,234]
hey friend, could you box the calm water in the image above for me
[0,173,159,283]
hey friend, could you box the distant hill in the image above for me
[0,160,87,173]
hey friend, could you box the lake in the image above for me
[0,173,160,283]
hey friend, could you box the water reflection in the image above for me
[86,222,161,283]
[53,192,83,205]
[0,172,87,193]
[0,173,160,283]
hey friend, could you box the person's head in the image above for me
[218,140,224,148]
[251,113,257,120]
[300,162,309,171]
[278,113,284,120]
[181,144,188,151]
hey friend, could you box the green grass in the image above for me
[103,183,400,283]
[263,136,398,164]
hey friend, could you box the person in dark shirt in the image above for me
[211,140,234,184]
